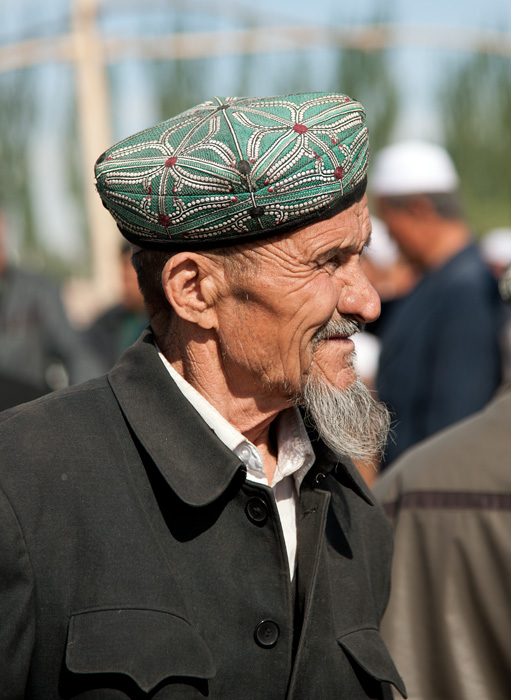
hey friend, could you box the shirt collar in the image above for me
[159,352,315,490]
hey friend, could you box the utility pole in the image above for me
[70,0,121,310]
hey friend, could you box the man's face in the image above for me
[213,195,380,404]
[374,196,427,266]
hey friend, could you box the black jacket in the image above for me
[0,331,405,699]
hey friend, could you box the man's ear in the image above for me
[161,252,221,329]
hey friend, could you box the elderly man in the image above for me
[370,140,503,467]
[0,93,404,699]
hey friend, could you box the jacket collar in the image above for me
[302,431,376,505]
[108,330,246,507]
[109,329,375,508]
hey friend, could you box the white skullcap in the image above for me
[370,140,459,196]
[480,228,511,266]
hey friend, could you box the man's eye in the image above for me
[322,257,341,273]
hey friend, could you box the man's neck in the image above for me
[158,328,287,482]
[421,221,470,271]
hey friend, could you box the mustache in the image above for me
[312,315,363,347]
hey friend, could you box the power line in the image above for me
[1,23,510,74]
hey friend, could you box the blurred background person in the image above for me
[82,241,148,374]
[362,216,419,305]
[480,227,511,381]
[355,216,419,389]
[369,140,503,468]
[0,211,101,399]
[353,217,419,485]
[373,263,511,700]
[480,227,511,282]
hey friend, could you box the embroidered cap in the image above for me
[95,93,369,251]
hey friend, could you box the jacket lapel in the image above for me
[108,330,245,507]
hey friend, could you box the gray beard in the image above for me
[302,371,390,462]
[301,317,391,463]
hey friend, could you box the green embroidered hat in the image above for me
[95,92,369,250]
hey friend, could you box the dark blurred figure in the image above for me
[373,263,511,700]
[353,217,419,487]
[370,141,503,467]
[0,213,101,397]
[480,227,511,382]
[362,216,419,306]
[355,216,419,390]
[83,242,148,373]
[0,372,46,411]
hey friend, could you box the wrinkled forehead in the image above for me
[289,196,370,251]
[238,196,370,269]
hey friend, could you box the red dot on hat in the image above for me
[165,157,177,167]
[159,214,171,227]
[293,124,308,134]
[334,166,344,180]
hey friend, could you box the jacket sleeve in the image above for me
[0,487,34,699]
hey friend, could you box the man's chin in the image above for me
[307,353,358,393]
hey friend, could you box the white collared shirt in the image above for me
[159,353,316,577]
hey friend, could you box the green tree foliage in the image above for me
[335,45,399,157]
[148,11,318,123]
[0,69,37,255]
[440,53,511,233]
[153,55,210,122]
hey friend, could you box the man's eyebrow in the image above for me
[316,234,372,263]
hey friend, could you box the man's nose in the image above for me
[337,268,381,324]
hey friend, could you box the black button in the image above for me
[254,620,279,648]
[246,497,268,525]
[249,206,265,218]
[237,159,252,174]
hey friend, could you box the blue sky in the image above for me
[248,0,510,27]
